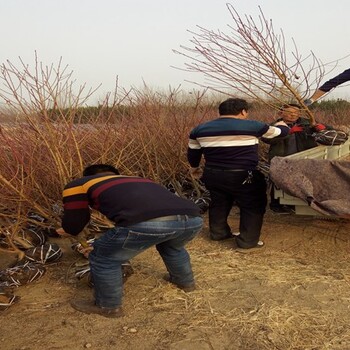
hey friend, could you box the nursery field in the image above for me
[1,210,350,350]
[0,69,350,349]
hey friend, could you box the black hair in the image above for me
[83,164,120,176]
[218,98,249,116]
[280,103,301,110]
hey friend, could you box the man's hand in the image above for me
[56,228,72,238]
[289,125,304,134]
[189,167,202,180]
[57,227,93,257]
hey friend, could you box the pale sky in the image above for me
[1,0,350,102]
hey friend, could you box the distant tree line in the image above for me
[42,98,350,124]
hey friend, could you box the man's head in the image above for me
[83,164,120,176]
[279,104,301,123]
[219,98,249,117]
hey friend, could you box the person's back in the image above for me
[189,117,271,170]
[62,173,200,235]
[58,164,203,318]
[188,98,289,249]
[188,99,289,172]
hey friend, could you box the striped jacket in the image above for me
[187,117,289,170]
[62,174,200,235]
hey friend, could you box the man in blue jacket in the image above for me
[187,98,289,251]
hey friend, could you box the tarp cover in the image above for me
[270,157,350,217]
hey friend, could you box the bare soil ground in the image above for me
[1,209,350,350]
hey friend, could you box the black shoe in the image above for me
[70,299,124,318]
[270,205,293,214]
[163,274,196,292]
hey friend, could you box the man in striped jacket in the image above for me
[187,98,289,251]
[57,164,203,318]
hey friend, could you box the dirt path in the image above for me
[1,211,350,350]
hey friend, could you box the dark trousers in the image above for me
[202,168,267,248]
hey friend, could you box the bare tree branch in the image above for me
[174,4,331,124]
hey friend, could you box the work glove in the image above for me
[312,123,326,132]
[303,98,314,106]
[289,125,304,134]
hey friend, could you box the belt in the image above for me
[205,167,248,172]
[147,215,194,222]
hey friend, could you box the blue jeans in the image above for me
[89,215,203,308]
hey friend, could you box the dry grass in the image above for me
[118,214,350,350]
[2,214,350,350]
